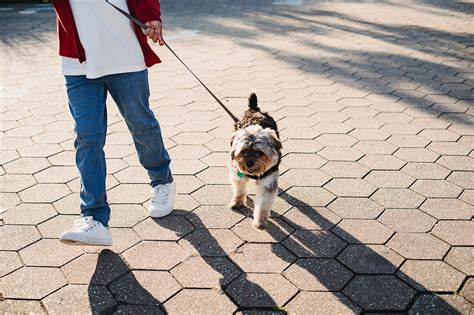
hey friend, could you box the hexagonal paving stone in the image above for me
[168,144,211,159]
[283,187,336,207]
[113,305,165,314]
[359,154,406,170]
[0,192,21,209]
[172,132,214,145]
[283,207,340,230]
[324,178,376,197]
[19,239,83,267]
[317,134,357,147]
[230,243,295,273]
[378,209,437,232]
[61,251,129,285]
[333,219,393,244]
[428,142,471,155]
[191,184,233,205]
[371,188,425,208]
[437,156,474,171]
[445,247,473,276]
[107,184,151,204]
[165,289,236,314]
[113,166,149,183]
[337,244,404,274]
[284,258,353,291]
[317,147,363,161]
[419,129,460,142]
[448,171,474,189]
[123,241,189,270]
[196,166,228,184]
[353,140,398,155]
[320,161,370,178]
[19,183,71,203]
[350,128,390,141]
[0,174,36,192]
[397,260,465,292]
[285,292,361,315]
[328,197,384,219]
[200,152,229,167]
[280,168,331,186]
[173,175,204,194]
[109,271,181,304]
[401,162,450,179]
[34,166,78,183]
[365,170,416,188]
[343,275,416,311]
[409,294,473,315]
[108,204,147,228]
[186,206,244,229]
[179,228,243,257]
[226,273,297,309]
[388,135,430,148]
[411,180,462,198]
[231,218,294,243]
[0,251,22,277]
[37,214,76,238]
[432,221,474,246]
[460,190,474,205]
[283,139,323,153]
[171,256,240,288]
[281,127,320,139]
[387,233,450,259]
[2,203,57,225]
[18,143,63,158]
[42,284,116,314]
[173,194,200,214]
[460,278,474,304]
[0,300,45,314]
[282,230,346,258]
[282,153,327,169]
[133,216,194,241]
[1,267,67,299]
[395,148,440,162]
[0,225,41,250]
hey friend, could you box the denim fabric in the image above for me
[65,69,173,226]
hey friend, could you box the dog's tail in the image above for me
[248,92,260,111]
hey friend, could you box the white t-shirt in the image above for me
[61,0,146,79]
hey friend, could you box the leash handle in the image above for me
[106,0,239,123]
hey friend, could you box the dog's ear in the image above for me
[266,128,282,151]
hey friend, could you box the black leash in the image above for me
[105,0,239,123]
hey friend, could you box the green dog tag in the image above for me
[237,170,245,178]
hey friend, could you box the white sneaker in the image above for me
[149,181,176,217]
[60,216,113,246]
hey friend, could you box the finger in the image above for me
[152,28,159,43]
[157,27,164,46]
[143,22,151,35]
[147,27,155,39]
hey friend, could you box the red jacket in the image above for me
[51,0,162,67]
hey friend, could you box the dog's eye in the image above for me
[256,151,264,157]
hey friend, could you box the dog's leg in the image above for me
[229,169,248,210]
[253,172,278,230]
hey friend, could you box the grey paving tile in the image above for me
[285,292,361,315]
[387,232,450,259]
[230,243,295,273]
[333,219,393,244]
[226,273,297,308]
[165,289,236,314]
[337,244,403,274]
[444,247,474,276]
[378,208,437,232]
[432,221,474,246]
[282,230,346,258]
[0,225,41,250]
[409,294,474,315]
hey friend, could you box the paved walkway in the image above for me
[1,0,473,314]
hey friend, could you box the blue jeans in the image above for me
[65,69,173,227]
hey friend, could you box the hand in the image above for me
[142,21,164,46]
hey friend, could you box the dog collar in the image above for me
[239,153,282,180]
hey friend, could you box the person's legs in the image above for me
[104,69,173,187]
[65,75,110,227]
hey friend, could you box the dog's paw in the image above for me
[228,199,245,210]
[252,219,267,230]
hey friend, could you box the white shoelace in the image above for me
[153,185,169,204]
[72,216,97,232]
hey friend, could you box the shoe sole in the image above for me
[149,208,174,218]
[60,238,113,246]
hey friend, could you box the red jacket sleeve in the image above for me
[130,0,161,23]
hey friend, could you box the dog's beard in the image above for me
[231,125,281,176]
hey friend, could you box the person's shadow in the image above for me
[88,249,166,314]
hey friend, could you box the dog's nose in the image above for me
[245,160,254,168]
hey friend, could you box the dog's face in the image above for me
[230,125,281,176]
